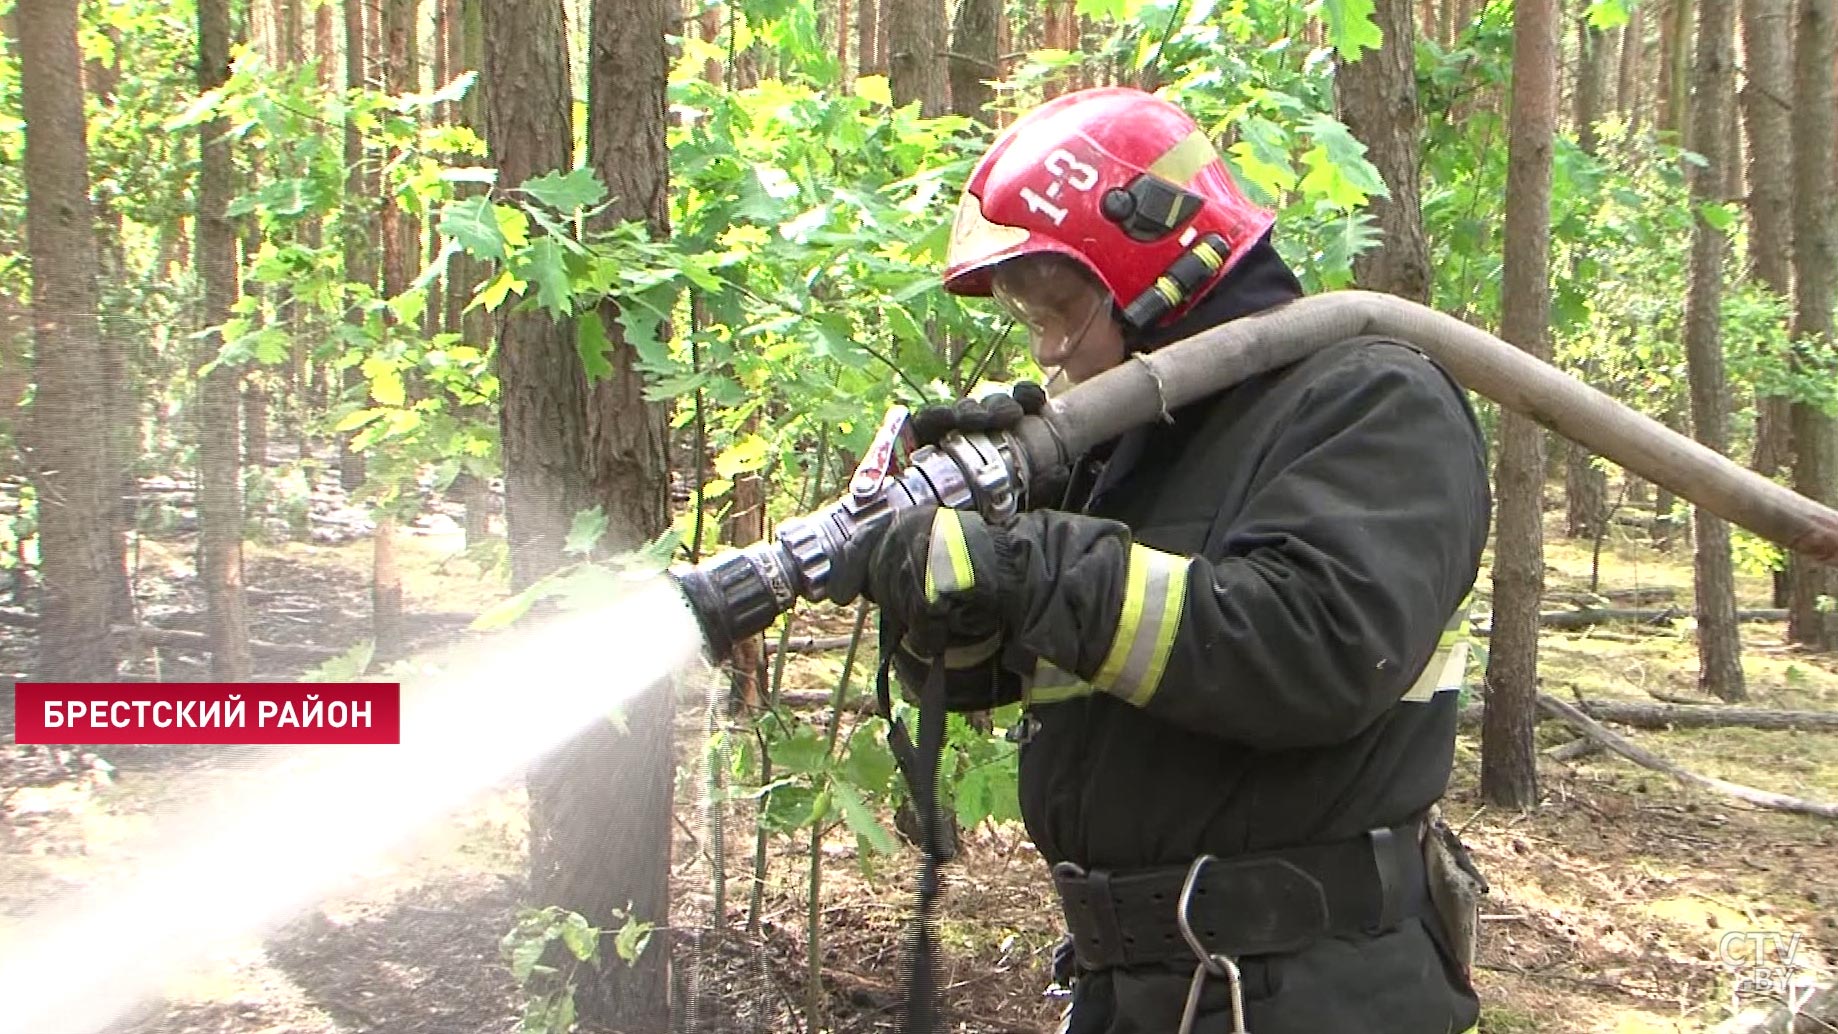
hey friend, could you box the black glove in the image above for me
[860,505,1007,657]
[908,382,1047,447]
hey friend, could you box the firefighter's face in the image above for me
[991,255,1125,384]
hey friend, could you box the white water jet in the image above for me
[0,577,705,1034]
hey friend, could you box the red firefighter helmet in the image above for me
[943,88,1275,330]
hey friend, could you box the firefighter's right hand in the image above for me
[824,508,899,607]
[908,382,1047,447]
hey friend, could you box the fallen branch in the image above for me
[1545,738,1604,762]
[776,690,874,713]
[1459,696,1838,734]
[1712,981,1838,1033]
[0,607,341,662]
[763,635,857,657]
[1577,700,1838,732]
[1548,586,1679,607]
[1473,608,1788,635]
[1536,694,1838,820]
[121,624,342,663]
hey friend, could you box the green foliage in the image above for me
[757,711,904,860]
[501,905,654,1034]
[1314,0,1385,59]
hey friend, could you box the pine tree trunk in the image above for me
[859,0,881,74]
[485,0,586,591]
[1661,0,1695,137]
[1684,0,1746,700]
[340,0,372,491]
[1338,0,1431,303]
[1786,0,1838,650]
[1564,12,1610,541]
[85,38,137,624]
[1483,0,1559,810]
[555,0,679,1025]
[950,0,998,123]
[15,0,120,680]
[1740,0,1795,613]
[372,514,404,659]
[370,0,418,653]
[456,0,493,354]
[1618,5,1644,123]
[197,0,253,681]
[459,471,491,544]
[297,1,335,461]
[888,0,947,113]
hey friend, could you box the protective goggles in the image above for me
[989,256,1114,369]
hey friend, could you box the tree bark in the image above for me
[1743,0,1797,484]
[1617,4,1643,117]
[1338,0,1432,303]
[859,0,882,75]
[340,0,372,492]
[84,35,137,625]
[888,0,947,113]
[950,0,999,124]
[1683,0,1747,700]
[721,414,767,708]
[1564,14,1611,543]
[1482,0,1560,810]
[550,0,678,1026]
[483,0,590,592]
[573,0,676,1023]
[1786,0,1838,650]
[196,0,253,681]
[1660,0,1695,138]
[456,0,492,352]
[14,0,120,680]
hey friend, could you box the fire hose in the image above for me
[674,289,1838,656]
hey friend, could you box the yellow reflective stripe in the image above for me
[1153,276,1182,304]
[903,632,1002,670]
[924,508,975,602]
[1093,544,1189,707]
[1193,240,1224,271]
[1024,660,1095,705]
[1146,129,1218,186]
[1403,595,1474,702]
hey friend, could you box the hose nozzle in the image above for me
[671,414,1028,662]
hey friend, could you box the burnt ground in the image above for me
[2,487,1837,1034]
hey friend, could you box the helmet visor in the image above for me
[990,256,1113,370]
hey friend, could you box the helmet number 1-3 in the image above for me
[1020,148,1100,226]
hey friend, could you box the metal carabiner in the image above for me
[1177,955,1247,1034]
[1174,856,1248,1034]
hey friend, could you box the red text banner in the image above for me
[12,683,402,745]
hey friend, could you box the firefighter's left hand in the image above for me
[863,505,1006,656]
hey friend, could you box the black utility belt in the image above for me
[1051,822,1426,971]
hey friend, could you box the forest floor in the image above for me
[2,471,1837,1034]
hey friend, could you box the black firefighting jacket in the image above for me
[900,237,1490,1033]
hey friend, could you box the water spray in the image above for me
[674,290,1838,659]
[0,581,704,1034]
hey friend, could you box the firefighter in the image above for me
[829,87,1491,1034]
